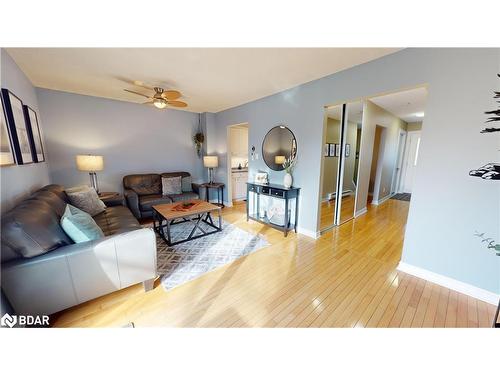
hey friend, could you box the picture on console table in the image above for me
[1,88,33,164]
[0,95,16,166]
[23,105,45,162]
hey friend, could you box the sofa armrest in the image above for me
[192,183,201,195]
[124,188,141,218]
[1,228,157,316]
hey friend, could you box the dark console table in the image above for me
[246,182,300,237]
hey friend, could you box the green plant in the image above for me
[474,231,500,256]
[193,132,205,158]
[283,156,297,174]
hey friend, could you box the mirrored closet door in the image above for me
[320,100,364,231]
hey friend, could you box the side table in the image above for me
[200,182,225,207]
[98,191,124,207]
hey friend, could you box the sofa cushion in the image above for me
[93,206,142,236]
[181,175,193,192]
[138,194,173,211]
[1,199,73,261]
[60,204,105,243]
[123,174,161,196]
[66,186,106,216]
[162,176,182,195]
[167,192,199,202]
[30,189,68,217]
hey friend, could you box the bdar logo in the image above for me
[1,313,17,328]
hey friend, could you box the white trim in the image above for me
[397,261,500,305]
[371,193,393,206]
[297,226,320,239]
[355,207,368,217]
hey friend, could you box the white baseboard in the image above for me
[371,193,393,206]
[397,261,500,305]
[297,226,320,239]
[355,207,368,217]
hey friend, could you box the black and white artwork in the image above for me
[23,105,45,162]
[1,89,33,164]
[328,143,336,157]
[480,73,500,133]
[334,143,341,157]
[0,97,16,166]
[345,144,351,157]
[469,74,500,180]
[324,143,330,157]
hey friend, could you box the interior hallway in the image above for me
[51,200,496,328]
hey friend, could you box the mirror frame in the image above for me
[262,125,297,171]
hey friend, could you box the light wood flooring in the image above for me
[319,195,355,230]
[51,199,496,327]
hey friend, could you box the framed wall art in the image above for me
[23,105,45,162]
[1,88,33,164]
[0,95,16,166]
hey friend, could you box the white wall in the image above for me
[0,49,50,214]
[36,88,203,193]
[212,48,500,294]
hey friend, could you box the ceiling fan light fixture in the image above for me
[153,98,167,109]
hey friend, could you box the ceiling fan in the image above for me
[124,84,187,109]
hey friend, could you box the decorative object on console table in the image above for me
[204,155,218,184]
[76,154,104,193]
[1,88,33,164]
[246,181,300,237]
[282,155,297,189]
[201,182,225,207]
[0,94,16,166]
[22,105,45,162]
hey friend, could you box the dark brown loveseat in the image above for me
[123,172,200,219]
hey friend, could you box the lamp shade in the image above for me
[275,155,286,165]
[76,155,104,172]
[203,155,218,168]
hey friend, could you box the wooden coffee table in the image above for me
[152,199,222,246]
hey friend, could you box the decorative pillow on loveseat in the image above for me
[60,204,105,243]
[65,186,106,216]
[162,176,182,195]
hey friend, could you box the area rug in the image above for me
[144,220,268,290]
[391,193,411,202]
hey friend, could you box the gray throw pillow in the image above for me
[162,176,182,195]
[181,176,193,192]
[65,186,106,216]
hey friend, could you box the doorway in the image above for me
[226,123,249,207]
[392,130,407,194]
[367,125,386,205]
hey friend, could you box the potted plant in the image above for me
[193,132,204,158]
[282,156,297,188]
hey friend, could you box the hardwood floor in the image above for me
[51,199,496,328]
[319,194,356,230]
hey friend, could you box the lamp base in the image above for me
[89,172,99,193]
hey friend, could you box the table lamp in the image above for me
[204,155,218,184]
[76,154,104,193]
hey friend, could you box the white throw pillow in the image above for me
[162,176,183,195]
[65,186,106,216]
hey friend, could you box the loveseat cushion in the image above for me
[1,199,73,261]
[30,189,68,217]
[123,174,161,195]
[93,206,142,236]
[138,194,173,211]
[167,192,199,202]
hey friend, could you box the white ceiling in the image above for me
[370,87,427,123]
[6,48,400,113]
[326,86,427,124]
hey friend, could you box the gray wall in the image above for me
[0,49,50,214]
[213,48,500,294]
[36,88,204,193]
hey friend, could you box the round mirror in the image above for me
[262,125,297,171]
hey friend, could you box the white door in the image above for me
[392,131,407,193]
[401,131,421,193]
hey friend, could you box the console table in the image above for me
[246,182,300,237]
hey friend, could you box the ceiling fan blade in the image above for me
[124,89,151,99]
[167,100,188,108]
[161,90,182,100]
